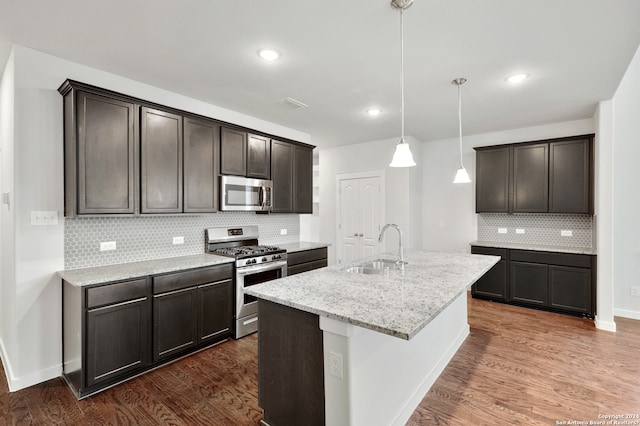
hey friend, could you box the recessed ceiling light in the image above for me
[506,73,529,84]
[366,108,382,116]
[257,49,281,61]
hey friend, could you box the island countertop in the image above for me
[245,250,499,340]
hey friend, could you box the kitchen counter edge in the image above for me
[58,254,235,287]
[471,241,597,255]
[280,241,331,253]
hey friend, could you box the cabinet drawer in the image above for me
[153,264,233,294]
[510,250,591,268]
[287,248,328,267]
[471,246,507,260]
[288,260,328,276]
[87,278,149,309]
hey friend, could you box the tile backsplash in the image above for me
[477,214,593,248]
[64,212,301,269]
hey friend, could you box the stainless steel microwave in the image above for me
[220,176,273,211]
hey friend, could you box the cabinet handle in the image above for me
[88,297,147,312]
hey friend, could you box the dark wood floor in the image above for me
[1,294,639,425]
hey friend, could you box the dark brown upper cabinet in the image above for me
[220,127,247,176]
[140,107,183,214]
[60,85,139,217]
[475,147,510,213]
[271,140,313,213]
[294,146,313,213]
[220,128,272,179]
[183,117,220,213]
[475,135,593,214]
[247,134,271,179]
[271,140,294,212]
[549,138,593,214]
[512,143,548,213]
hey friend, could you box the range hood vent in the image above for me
[278,97,309,110]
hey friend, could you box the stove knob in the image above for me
[273,255,280,260]
[262,257,268,262]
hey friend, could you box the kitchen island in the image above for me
[246,250,499,426]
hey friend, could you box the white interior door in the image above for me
[337,173,383,265]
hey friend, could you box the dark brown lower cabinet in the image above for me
[62,263,233,399]
[470,247,507,301]
[287,247,328,276]
[510,261,549,306]
[85,281,150,387]
[258,300,325,426]
[471,246,595,318]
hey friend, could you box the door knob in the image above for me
[353,233,358,237]
[358,233,363,237]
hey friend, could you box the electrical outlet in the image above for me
[516,228,525,234]
[631,287,640,297]
[561,230,573,237]
[172,236,184,245]
[329,351,343,379]
[100,241,116,251]
[280,229,287,235]
[30,210,59,226]
[498,228,508,234]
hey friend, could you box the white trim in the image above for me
[614,308,640,321]
[335,169,386,266]
[0,337,61,392]
[595,315,617,332]
[392,323,470,426]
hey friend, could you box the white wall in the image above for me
[612,44,640,320]
[420,119,595,253]
[0,49,17,381]
[319,136,423,265]
[0,45,310,391]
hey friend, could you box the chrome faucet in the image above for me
[378,223,405,269]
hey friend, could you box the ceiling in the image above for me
[1,0,640,148]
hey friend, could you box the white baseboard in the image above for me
[0,337,61,392]
[614,308,640,321]
[595,315,617,332]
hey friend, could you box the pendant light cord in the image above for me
[400,7,405,143]
[457,82,464,168]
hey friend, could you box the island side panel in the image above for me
[258,300,325,426]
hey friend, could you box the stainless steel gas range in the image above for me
[205,226,287,339]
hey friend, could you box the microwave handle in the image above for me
[260,185,266,210]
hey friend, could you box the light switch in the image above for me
[30,210,59,226]
[561,230,573,237]
[100,241,116,251]
[516,229,525,234]
[498,228,508,234]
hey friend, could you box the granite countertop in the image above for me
[245,250,499,341]
[58,254,234,287]
[279,241,330,253]
[470,241,597,255]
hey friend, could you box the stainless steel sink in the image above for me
[344,266,387,275]
[344,258,404,275]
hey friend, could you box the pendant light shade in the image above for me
[452,78,471,183]
[389,0,416,168]
[390,139,417,167]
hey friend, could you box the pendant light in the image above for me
[452,78,471,183]
[389,0,416,168]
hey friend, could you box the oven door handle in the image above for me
[236,260,288,276]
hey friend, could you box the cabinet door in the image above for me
[512,143,548,213]
[184,117,219,213]
[247,134,271,179]
[86,297,150,387]
[470,247,508,301]
[475,147,510,213]
[549,138,592,214]
[549,265,592,315]
[141,107,183,213]
[294,146,313,213]
[271,140,294,212]
[198,280,233,345]
[510,261,548,306]
[76,91,138,215]
[220,127,247,176]
[153,288,198,362]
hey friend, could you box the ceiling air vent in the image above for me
[278,97,309,110]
